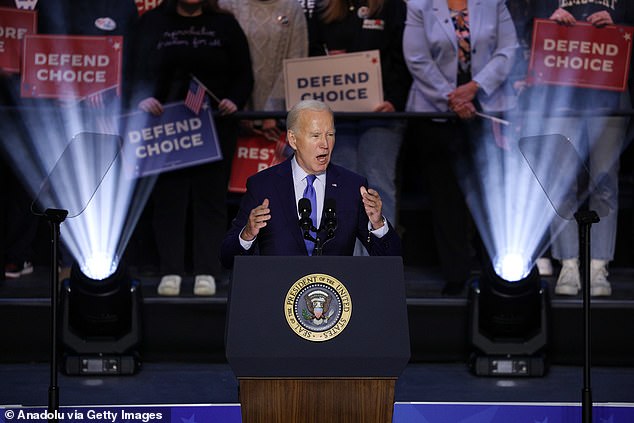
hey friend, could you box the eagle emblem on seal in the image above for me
[302,289,335,325]
[285,274,352,342]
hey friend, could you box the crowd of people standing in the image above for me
[1,0,633,299]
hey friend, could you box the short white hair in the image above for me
[286,100,333,133]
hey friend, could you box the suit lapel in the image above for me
[433,0,457,53]
[467,0,482,49]
[323,165,345,255]
[324,164,342,206]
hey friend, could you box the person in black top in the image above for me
[308,0,411,246]
[0,1,41,279]
[130,0,254,296]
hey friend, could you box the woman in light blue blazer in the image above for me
[402,0,518,294]
[403,0,518,114]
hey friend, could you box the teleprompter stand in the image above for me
[45,208,68,422]
[520,134,610,423]
[576,210,600,423]
[31,132,122,422]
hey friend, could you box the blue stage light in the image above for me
[80,251,119,281]
[494,252,530,282]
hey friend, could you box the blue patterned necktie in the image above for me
[303,174,317,255]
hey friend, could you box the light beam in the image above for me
[1,93,155,281]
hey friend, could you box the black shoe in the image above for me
[441,280,466,296]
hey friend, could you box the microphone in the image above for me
[298,198,313,232]
[323,198,337,237]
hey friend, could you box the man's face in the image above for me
[287,109,335,175]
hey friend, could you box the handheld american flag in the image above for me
[185,79,207,114]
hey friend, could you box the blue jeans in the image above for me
[522,99,628,261]
[548,116,625,261]
[330,119,405,224]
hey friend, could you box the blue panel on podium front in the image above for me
[226,256,410,378]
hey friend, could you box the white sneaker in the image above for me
[555,258,580,296]
[158,274,182,296]
[5,261,34,278]
[590,260,611,297]
[194,274,216,296]
[536,257,553,276]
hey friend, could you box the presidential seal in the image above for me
[284,273,352,342]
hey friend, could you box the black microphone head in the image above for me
[324,198,336,216]
[323,198,337,233]
[298,198,311,217]
[298,198,313,231]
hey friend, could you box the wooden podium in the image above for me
[226,256,410,423]
[239,378,395,422]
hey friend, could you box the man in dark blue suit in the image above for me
[220,99,401,268]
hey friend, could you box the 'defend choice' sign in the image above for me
[0,7,36,73]
[21,34,123,99]
[528,19,633,91]
[284,50,383,111]
[119,101,223,178]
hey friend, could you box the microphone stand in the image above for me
[313,233,324,256]
[299,197,337,256]
[303,225,336,257]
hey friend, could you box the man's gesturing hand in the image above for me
[241,198,271,241]
[360,186,384,230]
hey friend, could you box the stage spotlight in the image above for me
[469,256,549,377]
[494,252,530,282]
[61,261,142,375]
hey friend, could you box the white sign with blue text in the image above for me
[283,50,383,112]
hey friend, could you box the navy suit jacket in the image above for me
[220,158,401,268]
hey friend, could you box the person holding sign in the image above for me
[37,0,139,108]
[219,0,308,138]
[307,0,411,237]
[403,0,518,295]
[130,0,253,296]
[220,99,401,269]
[522,1,632,297]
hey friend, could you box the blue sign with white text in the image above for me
[119,101,222,178]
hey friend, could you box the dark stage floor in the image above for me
[0,363,634,406]
[2,362,634,407]
[1,264,633,411]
